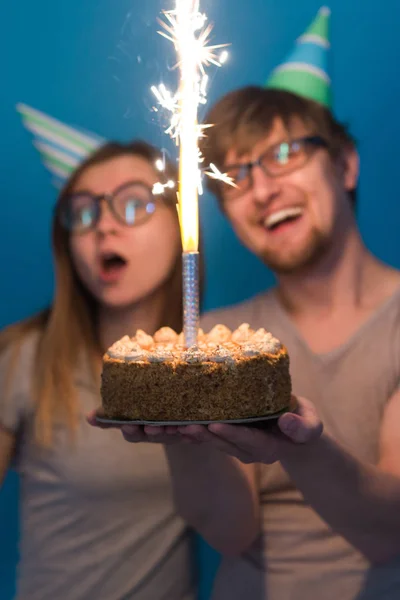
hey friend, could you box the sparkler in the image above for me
[153,0,230,348]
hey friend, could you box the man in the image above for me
[93,8,400,599]
[194,7,400,598]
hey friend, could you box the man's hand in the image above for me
[179,396,324,464]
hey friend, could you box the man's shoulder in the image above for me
[200,289,275,332]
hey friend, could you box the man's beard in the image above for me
[260,228,331,275]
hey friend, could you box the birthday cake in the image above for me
[100,324,292,422]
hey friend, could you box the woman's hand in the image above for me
[87,411,197,445]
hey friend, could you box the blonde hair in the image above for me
[0,141,183,446]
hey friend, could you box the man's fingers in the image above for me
[179,425,255,462]
[144,425,165,436]
[142,425,183,444]
[178,425,223,446]
[278,396,323,443]
[208,423,279,463]
[209,423,270,449]
[121,425,148,443]
[178,425,212,442]
[293,396,317,419]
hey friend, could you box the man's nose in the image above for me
[251,165,282,206]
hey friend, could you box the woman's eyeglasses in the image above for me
[57,180,163,234]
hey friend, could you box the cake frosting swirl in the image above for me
[106,323,281,364]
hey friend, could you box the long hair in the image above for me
[0,140,185,446]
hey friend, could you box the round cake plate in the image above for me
[95,405,291,429]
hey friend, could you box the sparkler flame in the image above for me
[152,1,233,253]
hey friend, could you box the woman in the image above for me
[0,140,196,600]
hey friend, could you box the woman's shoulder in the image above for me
[0,313,46,375]
[0,316,46,432]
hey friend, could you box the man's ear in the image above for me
[337,144,359,193]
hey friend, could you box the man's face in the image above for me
[221,118,358,274]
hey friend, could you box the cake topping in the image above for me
[205,341,218,350]
[196,341,209,351]
[208,344,235,364]
[135,329,154,349]
[231,323,254,343]
[148,348,175,363]
[250,328,282,352]
[161,343,177,351]
[110,334,131,348]
[125,349,149,362]
[251,328,269,342]
[107,337,148,361]
[207,324,232,343]
[257,338,282,353]
[154,327,178,344]
[107,322,282,362]
[224,341,240,352]
[242,343,262,357]
[182,346,207,363]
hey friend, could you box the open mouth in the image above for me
[264,207,303,232]
[99,252,128,281]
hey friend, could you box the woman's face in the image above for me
[69,155,181,309]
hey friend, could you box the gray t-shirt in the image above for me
[201,287,400,600]
[0,331,195,600]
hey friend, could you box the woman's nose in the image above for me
[95,198,119,235]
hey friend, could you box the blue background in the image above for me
[1,0,400,598]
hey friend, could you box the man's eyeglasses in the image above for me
[57,180,163,234]
[222,135,328,198]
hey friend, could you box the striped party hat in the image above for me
[266,7,332,108]
[17,103,105,188]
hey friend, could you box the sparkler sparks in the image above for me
[158,5,227,73]
[151,0,233,196]
[152,180,175,195]
[204,163,238,189]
